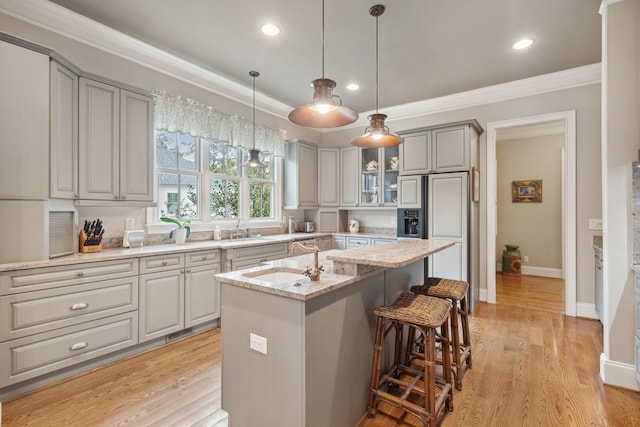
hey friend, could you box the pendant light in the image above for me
[241,71,267,168]
[352,5,404,147]
[288,0,358,128]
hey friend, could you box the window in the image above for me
[156,130,277,224]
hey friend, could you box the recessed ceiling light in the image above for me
[346,83,360,91]
[512,38,534,50]
[261,23,281,37]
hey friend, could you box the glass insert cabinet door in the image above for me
[383,145,399,205]
[359,146,399,206]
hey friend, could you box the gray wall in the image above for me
[496,134,564,273]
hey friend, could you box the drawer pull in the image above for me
[162,261,168,266]
[70,302,89,310]
[70,342,88,351]
[202,256,207,261]
[76,272,84,277]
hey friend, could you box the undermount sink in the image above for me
[242,267,307,284]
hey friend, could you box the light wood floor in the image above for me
[3,274,640,426]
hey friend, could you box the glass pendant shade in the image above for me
[241,70,267,168]
[288,79,359,128]
[243,148,266,168]
[351,113,404,147]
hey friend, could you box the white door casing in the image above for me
[486,110,576,316]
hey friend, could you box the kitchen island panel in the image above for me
[221,284,304,427]
[220,272,386,427]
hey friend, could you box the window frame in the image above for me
[147,131,283,234]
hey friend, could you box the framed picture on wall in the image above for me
[512,180,542,202]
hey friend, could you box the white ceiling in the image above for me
[47,0,602,116]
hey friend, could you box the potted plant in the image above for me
[160,217,191,244]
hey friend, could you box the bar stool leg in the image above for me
[449,301,463,390]
[460,296,472,368]
[368,316,385,417]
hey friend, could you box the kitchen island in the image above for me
[215,239,453,427]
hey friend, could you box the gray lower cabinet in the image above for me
[0,259,139,388]
[139,250,221,342]
[223,242,289,271]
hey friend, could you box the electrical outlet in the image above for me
[589,219,602,230]
[524,255,529,263]
[125,217,135,230]
[250,333,267,354]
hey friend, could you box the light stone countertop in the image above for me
[215,239,454,301]
[0,232,330,272]
[0,231,398,272]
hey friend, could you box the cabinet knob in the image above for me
[70,302,89,310]
[70,342,88,351]
[161,261,168,266]
[121,196,126,200]
[202,256,207,261]
[76,272,84,277]
[185,268,192,273]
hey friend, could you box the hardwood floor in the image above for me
[1,329,221,426]
[3,274,640,426]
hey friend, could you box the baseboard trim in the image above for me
[495,264,563,278]
[600,353,640,391]
[576,302,599,320]
[479,288,488,302]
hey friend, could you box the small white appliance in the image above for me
[123,230,145,248]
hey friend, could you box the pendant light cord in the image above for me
[321,0,325,78]
[253,74,256,149]
[375,11,379,114]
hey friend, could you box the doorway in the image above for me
[486,111,577,317]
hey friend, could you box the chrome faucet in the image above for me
[290,242,323,281]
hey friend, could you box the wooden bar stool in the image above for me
[411,278,472,391]
[368,292,454,427]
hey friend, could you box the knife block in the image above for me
[79,230,102,253]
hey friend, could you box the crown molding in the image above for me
[0,0,292,117]
[0,0,602,126]
[340,63,601,131]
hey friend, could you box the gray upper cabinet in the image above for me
[0,40,50,200]
[50,60,78,199]
[432,125,470,172]
[79,78,154,202]
[340,146,359,207]
[284,139,318,209]
[399,120,482,175]
[318,147,340,206]
[399,132,431,175]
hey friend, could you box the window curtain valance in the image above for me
[153,90,285,157]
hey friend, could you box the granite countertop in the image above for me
[0,232,329,272]
[214,250,369,301]
[0,231,397,272]
[327,239,453,268]
[593,235,602,251]
[215,239,453,301]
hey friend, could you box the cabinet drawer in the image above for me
[186,249,220,267]
[346,237,371,247]
[372,238,396,245]
[231,243,289,261]
[139,253,184,274]
[0,259,138,296]
[231,254,285,271]
[0,277,138,342]
[0,312,137,387]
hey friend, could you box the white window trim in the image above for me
[147,138,283,235]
